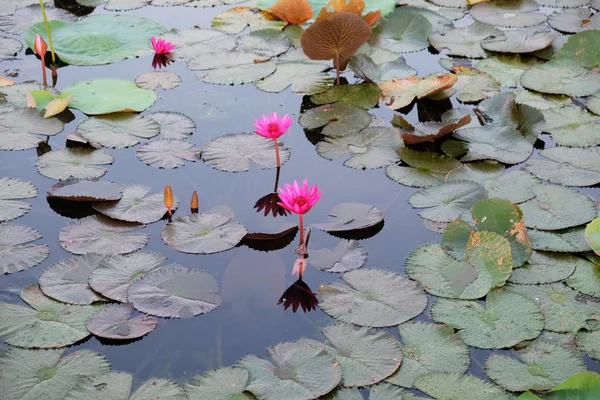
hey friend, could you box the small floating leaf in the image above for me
[313,202,384,232]
[0,177,37,221]
[87,303,158,339]
[147,111,196,140]
[188,51,276,85]
[77,113,160,149]
[47,178,123,202]
[0,223,49,274]
[36,148,114,181]
[134,71,182,90]
[309,240,367,272]
[136,139,201,169]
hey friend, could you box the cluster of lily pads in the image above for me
[1,0,600,399]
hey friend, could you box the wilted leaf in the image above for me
[271,0,313,25]
[379,74,457,109]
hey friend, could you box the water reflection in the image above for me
[253,167,288,217]
[152,53,175,70]
[277,278,318,313]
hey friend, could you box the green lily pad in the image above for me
[515,90,573,110]
[508,251,580,284]
[586,219,600,255]
[189,51,276,85]
[0,5,76,35]
[36,148,114,180]
[308,240,367,273]
[548,8,600,33]
[201,133,290,172]
[46,178,123,202]
[299,103,372,137]
[129,378,187,400]
[316,127,403,169]
[576,330,600,361]
[453,71,500,103]
[312,203,384,232]
[63,79,157,115]
[77,114,160,149]
[136,139,202,169]
[0,177,37,221]
[212,6,286,34]
[0,348,110,400]
[415,372,508,400]
[127,265,221,318]
[453,125,534,164]
[317,269,428,327]
[387,322,470,388]
[0,223,49,275]
[0,108,64,151]
[311,83,380,109]
[24,15,167,65]
[431,289,544,348]
[0,284,100,348]
[566,253,600,297]
[525,147,600,186]
[470,0,547,27]
[0,36,22,60]
[88,251,168,302]
[386,148,461,188]
[541,105,600,147]
[519,185,597,230]
[369,9,432,53]
[86,303,158,339]
[64,372,133,400]
[237,340,341,400]
[587,93,600,115]
[475,54,541,87]
[348,53,417,83]
[521,61,600,97]
[528,226,591,253]
[161,212,248,254]
[162,27,236,60]
[321,387,362,400]
[185,367,254,400]
[39,254,106,305]
[428,22,503,58]
[59,215,149,255]
[408,181,487,223]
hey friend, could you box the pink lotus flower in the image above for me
[292,257,306,277]
[278,179,321,247]
[151,36,175,55]
[254,112,292,140]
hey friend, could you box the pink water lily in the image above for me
[254,112,292,167]
[151,36,175,55]
[278,179,321,246]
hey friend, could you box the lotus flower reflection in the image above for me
[254,112,292,168]
[278,278,318,313]
[151,36,175,55]
[278,179,321,245]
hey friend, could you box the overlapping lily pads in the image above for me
[87,303,158,339]
[0,223,49,274]
[309,240,367,272]
[0,177,37,221]
[0,108,63,150]
[508,251,580,285]
[77,114,160,148]
[136,139,201,169]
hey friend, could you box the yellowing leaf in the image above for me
[316,0,379,26]
[378,74,458,109]
[0,76,14,87]
[44,93,73,118]
[271,0,313,25]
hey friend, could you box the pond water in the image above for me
[1,1,600,399]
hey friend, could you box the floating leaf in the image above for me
[508,251,580,285]
[348,53,417,83]
[0,284,100,348]
[237,29,291,58]
[525,147,600,186]
[414,372,509,400]
[451,69,500,103]
[431,289,544,349]
[311,83,380,109]
[212,6,286,34]
[63,79,157,115]
[298,103,372,137]
[566,253,600,297]
[475,54,541,87]
[322,387,362,400]
[369,9,432,53]
[521,61,600,97]
[428,22,504,58]
[313,203,384,232]
[24,15,167,65]
[77,114,160,149]
[36,148,114,180]
[309,240,367,272]
[386,151,459,188]
[528,226,591,253]
[47,178,123,202]
[147,111,196,140]
[379,74,457,109]
[185,367,254,400]
[201,133,290,172]
[189,51,276,85]
[576,331,600,361]
[59,214,149,255]
[586,219,600,255]
[0,223,49,275]
[548,8,600,33]
[395,110,472,144]
[129,378,187,400]
[0,348,110,400]
[134,71,182,90]
[93,185,179,224]
[237,340,341,399]
[162,27,237,60]
[65,372,133,400]
[270,0,313,25]
[541,105,600,147]
[0,177,37,221]
[470,0,547,27]
[0,36,22,60]
[162,212,248,254]
[481,29,557,54]
[0,108,64,151]
[87,303,158,339]
[317,269,427,327]
[0,5,77,35]
[39,254,106,305]
[136,139,201,169]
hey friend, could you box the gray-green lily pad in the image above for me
[485,341,586,391]
[548,8,600,33]
[316,127,403,169]
[88,251,168,302]
[0,177,37,221]
[39,253,106,305]
[0,284,100,348]
[415,372,508,400]
[541,105,600,147]
[515,90,573,110]
[86,303,158,339]
[453,71,500,103]
[470,0,547,27]
[321,387,362,400]
[162,27,236,60]
[401,0,466,20]
[299,103,372,137]
[566,253,600,297]
[161,212,247,254]
[211,6,286,34]
[136,139,202,169]
[185,367,254,400]
[0,108,64,151]
[387,322,470,388]
[127,265,221,318]
[236,340,341,400]
[129,378,187,400]
[46,178,123,202]
[481,29,557,54]
[431,289,544,348]
[576,330,600,361]
[525,146,600,186]
[453,125,534,164]
[587,93,600,116]
[312,203,384,232]
[64,372,133,400]
[317,269,428,327]
[77,114,160,149]
[369,9,432,53]
[528,226,591,253]
[188,51,276,85]
[147,111,196,140]
[309,240,367,273]
[36,148,114,181]
[0,82,59,109]
[59,214,149,255]
[386,148,460,188]
[428,22,503,58]
[348,53,417,83]
[134,71,182,90]
[0,223,49,275]
[519,185,597,230]
[0,348,110,400]
[237,29,290,58]
[201,133,289,172]
[63,79,157,114]
[311,83,380,109]
[508,251,580,284]
[93,184,179,224]
[0,36,22,60]
[521,61,600,97]
[0,5,76,35]
[475,54,541,87]
[400,5,453,32]
[408,181,487,223]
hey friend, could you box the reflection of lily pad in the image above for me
[0,108,64,151]
[77,113,160,148]
[37,148,114,180]
[313,203,384,232]
[299,103,372,137]
[415,372,508,400]
[309,240,367,273]
[0,223,49,274]
[87,303,158,339]
[318,269,427,327]
[47,178,123,202]
[136,139,202,169]
[0,177,37,221]
[185,367,254,400]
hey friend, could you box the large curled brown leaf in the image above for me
[271,0,313,25]
[316,0,380,26]
[301,11,372,71]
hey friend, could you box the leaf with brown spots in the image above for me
[378,74,458,110]
[271,0,313,25]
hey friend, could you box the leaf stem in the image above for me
[335,53,340,85]
[39,1,57,67]
[274,138,281,168]
[299,214,304,245]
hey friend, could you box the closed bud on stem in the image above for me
[190,190,198,211]
[164,185,174,216]
[34,34,47,57]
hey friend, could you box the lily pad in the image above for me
[481,29,557,54]
[528,226,591,253]
[369,9,432,53]
[188,51,276,85]
[162,27,236,60]
[36,148,114,180]
[311,83,380,109]
[162,212,248,254]
[77,114,160,149]
[136,139,201,169]
[46,178,123,202]
[212,6,286,34]
[387,322,470,388]
[39,254,106,305]
[548,8,600,33]
[147,111,196,140]
[237,29,290,58]
[317,269,428,327]
[394,110,472,144]
[201,133,290,172]
[586,218,600,255]
[0,177,37,221]
[453,125,534,164]
[0,36,22,60]
[525,147,600,187]
[63,79,157,115]
[431,289,544,348]
[565,253,600,297]
[299,103,372,137]
[0,284,100,348]
[576,330,600,361]
[414,372,509,400]
[470,0,547,27]
[127,265,221,318]
[0,5,77,35]
[237,340,341,400]
[0,108,64,151]
[0,348,110,400]
[130,378,187,400]
[312,203,384,232]
[134,71,181,90]
[508,251,580,284]
[308,240,367,273]
[521,61,600,97]
[24,15,167,65]
[87,303,158,339]
[58,214,149,255]
[475,54,541,87]
[64,372,133,400]
[378,73,457,109]
[541,105,600,147]
[185,367,254,400]
[0,223,49,275]
[428,22,504,58]
[348,53,417,83]
[93,184,179,224]
[386,148,461,188]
